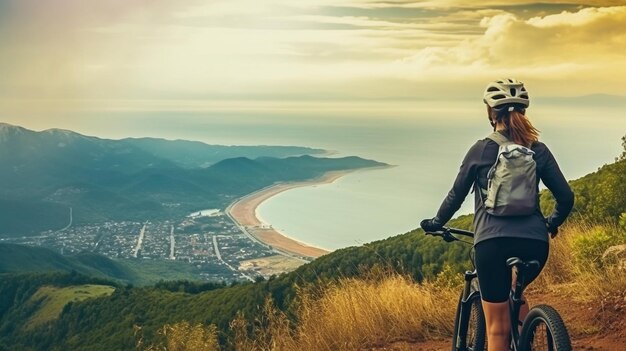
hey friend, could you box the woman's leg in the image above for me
[482,300,511,351]
[475,239,514,351]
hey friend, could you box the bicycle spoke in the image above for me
[535,323,545,349]
[547,327,555,351]
[469,305,478,346]
[452,294,486,351]
[520,305,572,351]
[528,320,559,351]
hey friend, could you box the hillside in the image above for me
[0,123,384,235]
[25,284,116,330]
[540,151,626,221]
[124,137,325,168]
[0,146,623,350]
[0,244,135,282]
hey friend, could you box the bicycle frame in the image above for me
[509,270,526,351]
[455,269,481,351]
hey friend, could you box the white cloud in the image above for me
[386,6,626,95]
[527,6,626,27]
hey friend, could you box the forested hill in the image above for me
[540,149,626,221]
[0,144,624,351]
[0,244,134,282]
[0,123,383,235]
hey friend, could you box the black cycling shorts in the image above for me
[474,237,549,303]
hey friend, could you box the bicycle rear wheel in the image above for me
[451,293,486,351]
[519,304,572,351]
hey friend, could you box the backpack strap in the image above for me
[474,182,488,209]
[476,132,509,209]
[486,131,512,146]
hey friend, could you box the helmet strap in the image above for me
[487,105,496,130]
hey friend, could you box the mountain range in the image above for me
[0,123,383,235]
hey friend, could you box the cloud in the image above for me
[1,0,626,113]
[329,0,626,8]
[526,6,626,27]
[387,6,626,94]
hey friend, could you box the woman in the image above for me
[420,78,574,351]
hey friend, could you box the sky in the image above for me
[1,0,626,129]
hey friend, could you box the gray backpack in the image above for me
[481,132,537,216]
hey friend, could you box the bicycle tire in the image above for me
[451,293,486,351]
[519,304,572,351]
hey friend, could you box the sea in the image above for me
[19,99,626,251]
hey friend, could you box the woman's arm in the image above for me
[422,141,483,229]
[540,146,575,230]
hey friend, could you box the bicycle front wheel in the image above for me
[451,293,486,351]
[519,304,572,351]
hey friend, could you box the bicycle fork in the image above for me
[455,269,480,351]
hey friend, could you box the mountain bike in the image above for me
[425,227,572,351]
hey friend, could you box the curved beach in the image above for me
[228,171,354,259]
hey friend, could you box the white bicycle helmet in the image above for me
[483,78,529,109]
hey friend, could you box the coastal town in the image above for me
[0,207,306,282]
[0,172,354,282]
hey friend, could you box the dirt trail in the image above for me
[526,289,626,350]
[365,289,626,351]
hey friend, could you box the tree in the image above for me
[617,135,626,162]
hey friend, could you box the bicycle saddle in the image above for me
[506,257,541,272]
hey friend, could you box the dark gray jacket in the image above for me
[434,131,575,244]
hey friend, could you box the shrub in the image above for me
[140,321,220,351]
[572,224,626,270]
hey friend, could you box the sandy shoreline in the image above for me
[227,170,360,259]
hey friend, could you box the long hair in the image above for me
[491,106,540,147]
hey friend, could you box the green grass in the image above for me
[120,259,207,285]
[26,284,115,329]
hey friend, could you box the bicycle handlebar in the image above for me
[424,227,474,242]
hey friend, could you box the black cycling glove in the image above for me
[420,217,443,232]
[545,217,558,238]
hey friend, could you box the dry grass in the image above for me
[535,220,626,299]
[139,322,220,351]
[231,270,459,351]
